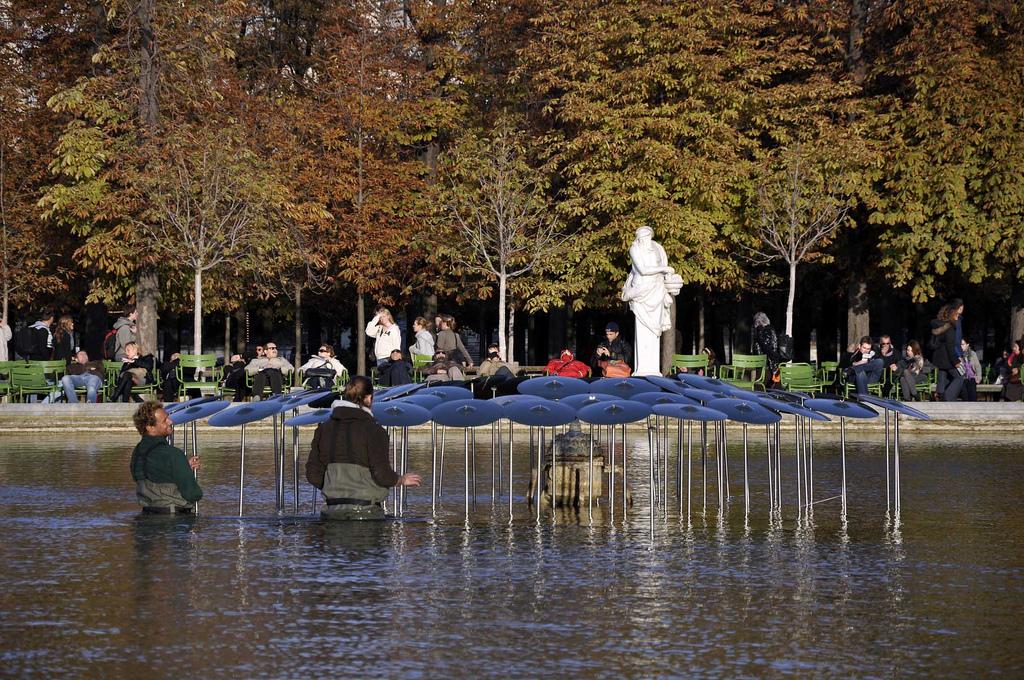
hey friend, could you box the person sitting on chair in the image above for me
[845,336,884,395]
[130,401,202,514]
[591,322,632,377]
[299,344,346,389]
[113,342,155,402]
[547,349,591,378]
[424,350,465,384]
[377,349,413,387]
[60,351,105,403]
[244,341,293,397]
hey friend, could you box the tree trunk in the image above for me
[1011,280,1024,344]
[697,292,705,353]
[224,310,230,358]
[507,304,515,365]
[497,272,507,359]
[847,278,870,347]
[138,0,159,134]
[356,294,366,376]
[661,296,676,375]
[235,308,246,355]
[2,279,8,323]
[193,268,202,355]
[785,262,797,337]
[425,293,437,322]
[137,268,159,357]
[294,283,302,386]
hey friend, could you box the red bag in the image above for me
[600,360,632,378]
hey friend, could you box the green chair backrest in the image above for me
[178,354,217,370]
[11,365,48,389]
[0,360,23,379]
[411,353,433,369]
[30,359,67,377]
[672,354,708,371]
[730,354,766,369]
[780,362,816,384]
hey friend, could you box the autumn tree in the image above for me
[440,122,563,360]
[745,146,850,337]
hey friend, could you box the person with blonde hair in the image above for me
[366,307,402,367]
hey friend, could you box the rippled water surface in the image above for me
[1,428,1022,676]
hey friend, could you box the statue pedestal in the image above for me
[527,423,632,507]
[633,326,661,376]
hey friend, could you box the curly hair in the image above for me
[133,401,165,435]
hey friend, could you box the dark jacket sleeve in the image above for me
[170,448,203,503]
[306,423,328,489]
[365,424,400,488]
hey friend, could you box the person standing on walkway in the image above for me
[130,401,202,514]
[366,308,402,368]
[305,376,420,520]
[930,304,964,401]
[112,305,138,360]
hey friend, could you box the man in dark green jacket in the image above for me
[130,401,202,514]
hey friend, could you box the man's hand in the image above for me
[189,456,201,471]
[399,473,421,487]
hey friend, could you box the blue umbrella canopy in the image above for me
[431,398,503,427]
[643,375,686,393]
[165,395,221,415]
[376,383,423,401]
[590,377,660,399]
[503,400,578,427]
[576,399,651,425]
[492,394,546,409]
[805,398,879,419]
[518,375,590,400]
[765,388,810,404]
[276,388,335,411]
[630,392,700,407]
[420,385,474,401]
[559,392,617,410]
[755,395,831,422]
[394,393,445,410]
[208,400,283,427]
[284,409,332,427]
[373,402,433,427]
[168,399,230,425]
[707,397,782,425]
[677,373,748,396]
[678,386,731,402]
[856,394,930,420]
[651,402,728,422]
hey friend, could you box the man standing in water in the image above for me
[130,402,202,514]
[306,376,421,520]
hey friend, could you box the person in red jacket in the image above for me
[546,349,591,378]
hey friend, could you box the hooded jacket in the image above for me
[305,403,399,502]
[112,317,136,360]
[546,350,591,378]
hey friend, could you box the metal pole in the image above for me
[894,413,902,514]
[508,421,514,521]
[884,409,891,513]
[431,421,438,514]
[292,420,299,514]
[535,427,543,522]
[588,423,595,524]
[238,423,246,517]
[491,422,497,504]
[765,425,774,510]
[609,425,616,521]
[840,416,848,517]
[192,420,199,515]
[621,424,627,521]
[471,427,478,508]
[808,421,814,506]
[742,423,749,514]
[686,420,693,521]
[795,416,802,515]
[273,413,281,511]
[701,421,707,514]
[439,425,446,498]
[464,427,470,521]
[648,419,655,539]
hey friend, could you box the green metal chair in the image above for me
[671,354,711,376]
[916,368,938,401]
[719,354,767,391]
[779,362,824,394]
[10,364,52,402]
[299,367,348,390]
[0,360,22,402]
[411,353,433,382]
[841,365,885,398]
[104,359,158,401]
[176,354,221,399]
[817,361,840,388]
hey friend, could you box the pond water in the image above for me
[0,428,1022,676]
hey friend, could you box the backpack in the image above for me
[776,334,793,363]
[14,325,36,359]
[102,329,118,360]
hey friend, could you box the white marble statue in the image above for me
[620,226,684,375]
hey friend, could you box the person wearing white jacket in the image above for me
[365,308,401,366]
[0,317,12,362]
[299,343,347,388]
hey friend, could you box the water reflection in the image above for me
[1,433,1023,675]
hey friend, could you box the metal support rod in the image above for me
[894,413,902,514]
[765,425,774,510]
[774,422,782,509]
[648,420,655,539]
[431,421,438,514]
[491,422,497,504]
[471,427,478,508]
[621,424,627,521]
[609,425,616,521]
[192,420,199,515]
[686,421,692,521]
[238,423,246,517]
[508,421,514,522]
[795,416,802,515]
[840,416,848,517]
[588,423,595,524]
[701,421,707,513]
[464,428,470,521]
[535,428,543,522]
[884,409,891,513]
[292,422,300,515]
[273,413,281,511]
[439,425,447,498]
[742,423,750,514]
[808,421,814,506]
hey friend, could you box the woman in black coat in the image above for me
[929,304,963,401]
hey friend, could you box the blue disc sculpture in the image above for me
[283,409,331,427]
[503,400,577,520]
[518,375,590,400]
[431,399,503,519]
[209,400,283,516]
[856,395,929,516]
[590,377,660,399]
[559,392,617,409]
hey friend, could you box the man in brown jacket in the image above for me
[60,351,105,403]
[306,376,420,519]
